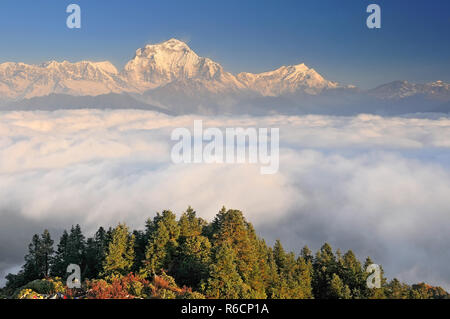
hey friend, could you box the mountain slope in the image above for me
[4,93,170,113]
[237,63,340,96]
[0,39,343,101]
[0,61,128,100]
[369,80,450,100]
[0,39,448,115]
[122,38,245,93]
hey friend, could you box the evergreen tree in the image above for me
[205,242,249,299]
[23,234,43,281]
[174,235,212,289]
[39,229,54,277]
[312,243,337,299]
[5,207,448,300]
[132,229,147,272]
[336,250,367,298]
[102,223,135,277]
[51,225,86,278]
[330,273,352,299]
[300,245,313,264]
[50,230,69,277]
[178,206,206,237]
[142,210,180,276]
[210,208,266,298]
[84,226,111,279]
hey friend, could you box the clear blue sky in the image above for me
[0,0,448,88]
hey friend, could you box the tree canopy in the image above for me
[3,207,449,299]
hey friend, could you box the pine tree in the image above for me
[330,273,352,299]
[51,230,69,277]
[67,225,86,266]
[178,206,206,237]
[102,223,135,277]
[205,242,249,299]
[50,225,86,278]
[312,242,337,299]
[174,235,212,289]
[273,240,287,271]
[23,234,42,281]
[336,250,366,298]
[39,229,54,277]
[132,229,147,272]
[210,208,266,298]
[301,245,313,264]
[142,210,180,276]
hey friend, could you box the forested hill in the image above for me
[2,207,449,299]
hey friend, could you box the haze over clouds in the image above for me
[1,110,450,289]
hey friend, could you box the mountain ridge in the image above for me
[0,39,448,115]
[0,38,346,100]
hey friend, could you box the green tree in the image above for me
[102,223,135,277]
[39,230,54,277]
[210,208,266,298]
[178,206,207,237]
[330,273,352,299]
[23,234,43,281]
[84,227,109,279]
[142,210,180,276]
[51,225,86,279]
[174,235,212,289]
[312,243,337,299]
[205,242,249,299]
[51,230,69,277]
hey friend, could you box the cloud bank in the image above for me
[1,110,450,289]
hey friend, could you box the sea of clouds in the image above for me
[1,109,450,289]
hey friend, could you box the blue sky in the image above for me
[0,0,448,88]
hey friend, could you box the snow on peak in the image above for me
[0,59,124,99]
[237,62,338,96]
[39,60,118,74]
[0,39,345,99]
[123,39,242,91]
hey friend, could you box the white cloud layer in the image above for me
[1,110,450,289]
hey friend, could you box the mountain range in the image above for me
[1,38,449,115]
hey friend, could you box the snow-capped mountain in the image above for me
[237,63,339,96]
[122,39,245,93]
[0,60,127,100]
[0,39,343,101]
[0,39,449,115]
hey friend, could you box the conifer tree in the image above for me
[313,242,337,299]
[39,229,54,277]
[330,273,352,299]
[102,223,135,277]
[178,206,206,238]
[174,235,212,289]
[205,242,249,299]
[210,208,266,298]
[23,234,43,281]
[142,210,180,276]
[50,230,69,277]
[84,227,109,279]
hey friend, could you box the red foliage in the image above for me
[153,275,170,290]
[86,273,150,299]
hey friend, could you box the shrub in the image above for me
[16,289,44,299]
[15,278,65,297]
[86,273,151,299]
